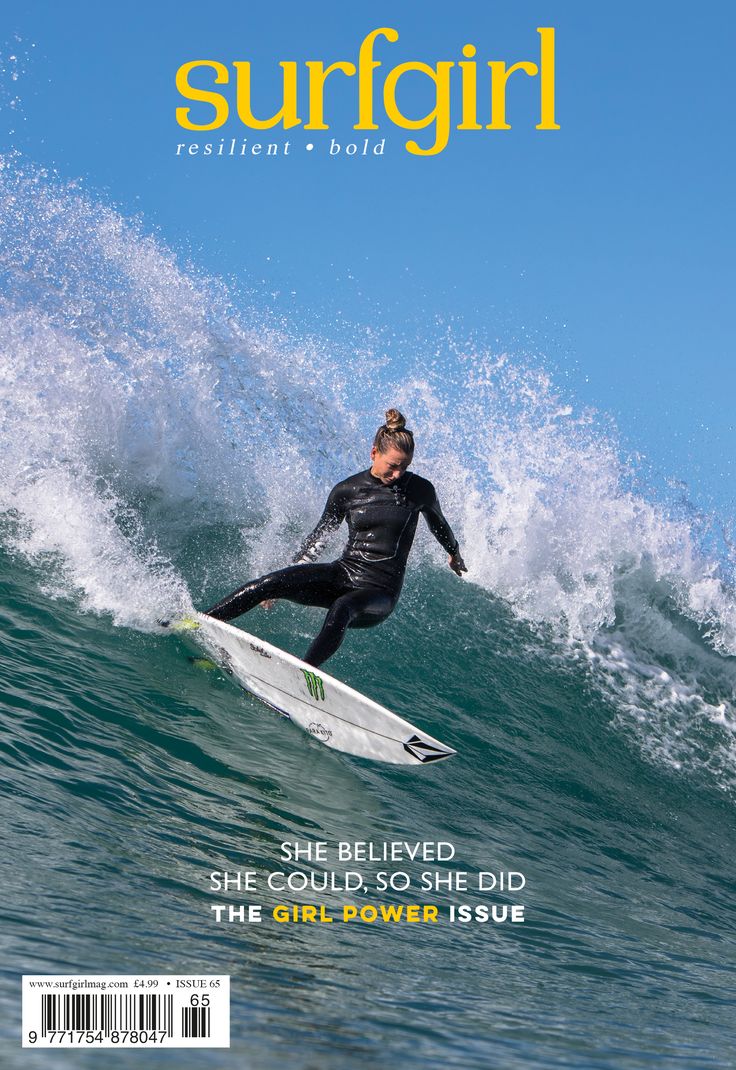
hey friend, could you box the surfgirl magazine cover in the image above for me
[2,3,735,1067]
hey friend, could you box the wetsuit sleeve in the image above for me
[422,486,459,556]
[292,485,347,563]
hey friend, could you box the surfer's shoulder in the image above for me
[324,470,370,503]
[332,469,372,492]
[404,471,437,504]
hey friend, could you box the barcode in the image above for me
[181,1005,209,1038]
[22,975,229,1048]
[40,993,175,1037]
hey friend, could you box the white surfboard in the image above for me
[187,613,456,766]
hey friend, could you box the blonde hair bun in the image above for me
[384,408,406,431]
[373,408,414,456]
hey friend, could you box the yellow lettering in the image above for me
[536,28,560,130]
[271,904,334,922]
[383,61,454,157]
[487,60,538,130]
[355,27,399,130]
[457,44,482,130]
[176,27,559,147]
[380,904,403,922]
[232,61,301,129]
[175,61,229,131]
[305,61,356,130]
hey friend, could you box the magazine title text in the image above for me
[175,26,559,157]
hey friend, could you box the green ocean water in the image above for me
[3,551,736,1070]
[2,161,736,1068]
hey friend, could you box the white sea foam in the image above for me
[0,160,361,625]
[1,157,735,786]
[393,359,736,787]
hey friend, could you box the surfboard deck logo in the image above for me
[402,734,456,763]
[178,613,457,766]
[308,722,333,742]
[302,669,325,701]
[250,642,272,659]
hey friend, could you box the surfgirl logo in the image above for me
[175,26,559,157]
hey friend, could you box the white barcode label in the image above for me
[22,975,229,1048]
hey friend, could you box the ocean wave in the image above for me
[1,155,735,789]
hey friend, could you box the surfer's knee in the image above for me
[324,597,356,630]
[347,592,396,629]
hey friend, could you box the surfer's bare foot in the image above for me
[161,615,200,632]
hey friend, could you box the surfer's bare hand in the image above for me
[260,599,277,609]
[449,551,467,576]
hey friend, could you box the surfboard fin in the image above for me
[189,656,218,671]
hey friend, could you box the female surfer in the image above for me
[203,409,467,667]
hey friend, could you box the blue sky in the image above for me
[2,1,734,511]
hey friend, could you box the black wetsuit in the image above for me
[204,469,459,666]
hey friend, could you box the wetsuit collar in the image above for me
[366,468,410,488]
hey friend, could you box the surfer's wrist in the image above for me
[449,548,467,574]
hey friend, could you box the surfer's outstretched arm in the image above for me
[421,488,467,576]
[292,485,347,564]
